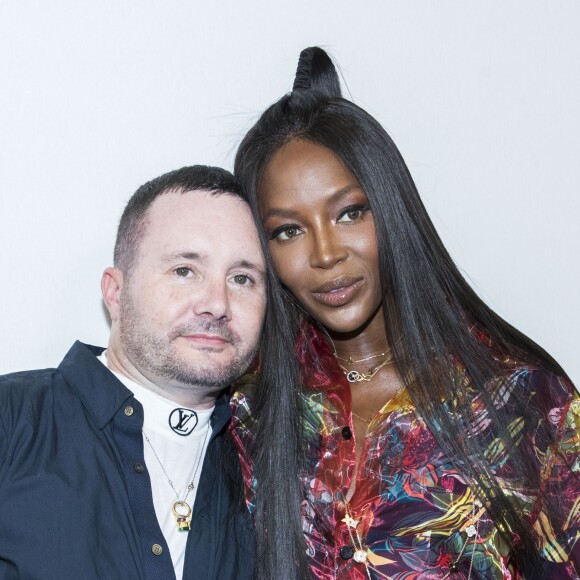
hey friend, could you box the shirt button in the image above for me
[151,544,163,556]
[134,463,145,474]
[339,545,354,560]
[341,426,352,440]
[124,405,134,416]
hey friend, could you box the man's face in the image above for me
[117,190,266,392]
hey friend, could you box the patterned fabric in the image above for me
[231,330,580,579]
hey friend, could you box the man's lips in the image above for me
[311,277,363,307]
[179,333,230,346]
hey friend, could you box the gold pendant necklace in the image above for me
[338,355,393,383]
[143,423,211,533]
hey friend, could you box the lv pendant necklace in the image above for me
[143,423,210,533]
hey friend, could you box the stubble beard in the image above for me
[119,292,259,390]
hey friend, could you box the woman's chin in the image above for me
[310,302,385,340]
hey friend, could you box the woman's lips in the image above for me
[311,277,363,307]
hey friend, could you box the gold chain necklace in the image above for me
[350,410,372,424]
[143,423,210,532]
[338,355,393,383]
[350,384,404,424]
[335,350,390,364]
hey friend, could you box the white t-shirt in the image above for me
[98,352,213,580]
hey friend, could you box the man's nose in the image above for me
[191,278,231,320]
[309,226,348,269]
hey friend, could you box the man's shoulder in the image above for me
[0,366,69,459]
[0,341,96,394]
[0,343,113,458]
[0,367,61,398]
[0,342,106,415]
[0,360,75,420]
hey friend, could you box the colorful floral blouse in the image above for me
[231,334,579,579]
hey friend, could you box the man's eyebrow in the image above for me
[262,184,362,220]
[160,251,201,263]
[232,259,266,277]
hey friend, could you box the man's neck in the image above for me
[104,347,218,410]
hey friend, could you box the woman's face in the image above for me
[259,139,383,336]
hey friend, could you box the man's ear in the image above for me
[101,267,124,322]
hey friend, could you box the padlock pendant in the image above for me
[173,500,192,533]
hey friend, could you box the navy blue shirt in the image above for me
[0,342,254,580]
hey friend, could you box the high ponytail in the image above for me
[288,47,342,120]
[292,46,342,97]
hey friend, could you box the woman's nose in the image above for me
[309,226,348,269]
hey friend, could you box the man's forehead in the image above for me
[145,190,253,230]
[150,187,246,212]
[139,190,263,264]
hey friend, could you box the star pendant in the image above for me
[342,514,360,529]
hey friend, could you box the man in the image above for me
[0,166,263,579]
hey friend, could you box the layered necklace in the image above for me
[143,423,211,533]
[336,350,393,383]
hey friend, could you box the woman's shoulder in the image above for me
[490,364,576,417]
[480,364,578,470]
[464,364,577,466]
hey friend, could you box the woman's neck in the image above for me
[327,305,391,362]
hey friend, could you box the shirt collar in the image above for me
[58,341,232,434]
[58,341,133,429]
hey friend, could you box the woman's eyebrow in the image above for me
[326,184,363,204]
[261,184,362,220]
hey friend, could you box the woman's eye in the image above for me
[337,205,369,223]
[174,267,192,277]
[233,274,252,286]
[271,226,301,241]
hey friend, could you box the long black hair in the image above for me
[235,47,569,579]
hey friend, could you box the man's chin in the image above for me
[158,342,257,389]
[162,358,242,389]
[173,349,235,372]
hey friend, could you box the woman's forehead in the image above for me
[259,140,361,207]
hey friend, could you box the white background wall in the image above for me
[0,1,578,385]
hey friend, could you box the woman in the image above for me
[230,47,579,579]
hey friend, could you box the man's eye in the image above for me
[175,267,191,277]
[233,274,252,286]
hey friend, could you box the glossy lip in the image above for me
[311,277,363,307]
